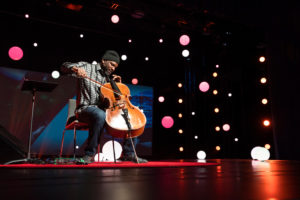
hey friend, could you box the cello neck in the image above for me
[106,74,122,100]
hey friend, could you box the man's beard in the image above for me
[102,65,112,76]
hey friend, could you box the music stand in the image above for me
[4,80,58,165]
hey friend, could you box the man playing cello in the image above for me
[61,50,147,164]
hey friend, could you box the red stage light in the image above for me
[65,3,83,11]
[131,78,138,85]
[199,81,210,92]
[179,34,190,46]
[161,116,174,128]
[8,46,23,61]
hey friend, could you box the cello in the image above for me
[84,75,147,139]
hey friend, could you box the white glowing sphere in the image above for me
[51,70,60,79]
[102,140,122,161]
[259,56,266,62]
[121,55,127,61]
[251,146,270,161]
[251,160,270,170]
[80,34,84,38]
[111,15,120,23]
[182,49,190,57]
[222,124,230,131]
[33,42,38,47]
[158,96,165,102]
[197,151,206,159]
[94,153,105,162]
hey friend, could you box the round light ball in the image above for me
[131,78,138,85]
[111,15,120,23]
[179,34,190,46]
[251,146,270,161]
[158,96,165,102]
[197,150,206,159]
[8,46,23,61]
[51,70,60,79]
[161,116,174,128]
[182,49,190,57]
[199,81,210,92]
[102,140,122,161]
[222,124,230,132]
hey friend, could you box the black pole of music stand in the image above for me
[4,80,57,165]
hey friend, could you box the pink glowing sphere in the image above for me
[111,15,120,23]
[131,78,138,85]
[222,124,230,131]
[8,46,23,61]
[199,81,210,92]
[161,116,174,128]
[179,34,190,46]
[158,96,165,102]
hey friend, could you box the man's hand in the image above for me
[112,74,122,82]
[71,66,87,78]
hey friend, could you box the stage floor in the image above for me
[1,159,300,200]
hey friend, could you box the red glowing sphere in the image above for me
[8,46,23,61]
[161,116,174,128]
[131,78,138,85]
[179,34,190,46]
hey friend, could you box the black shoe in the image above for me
[120,154,148,163]
[82,155,94,164]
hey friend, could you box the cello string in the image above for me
[83,76,123,96]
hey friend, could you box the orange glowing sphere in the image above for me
[263,120,271,127]
[265,144,271,149]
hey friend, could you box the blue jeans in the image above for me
[77,106,136,156]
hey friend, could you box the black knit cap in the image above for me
[101,50,120,64]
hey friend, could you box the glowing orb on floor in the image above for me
[94,153,105,162]
[197,151,206,159]
[102,140,122,161]
[251,146,270,161]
